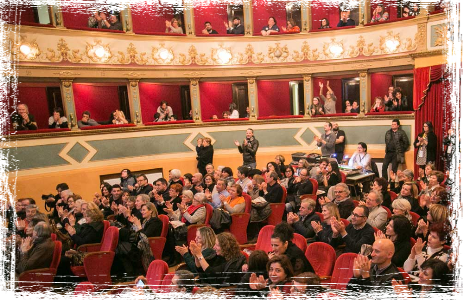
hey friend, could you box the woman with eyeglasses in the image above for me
[280,165,296,189]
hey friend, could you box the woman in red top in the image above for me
[281,19,300,33]
[370,96,386,112]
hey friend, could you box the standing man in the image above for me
[333,122,346,163]
[443,118,463,183]
[382,119,409,179]
[234,128,259,169]
[315,122,336,157]
[224,17,244,34]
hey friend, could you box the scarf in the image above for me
[182,204,204,223]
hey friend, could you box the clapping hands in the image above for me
[20,236,33,253]
[353,254,371,278]
[249,273,267,290]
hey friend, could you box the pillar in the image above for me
[190,78,202,122]
[303,75,313,118]
[127,79,142,125]
[184,0,195,36]
[302,0,310,32]
[60,79,77,129]
[359,71,370,117]
[243,0,254,36]
[247,78,258,120]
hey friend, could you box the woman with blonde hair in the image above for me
[392,198,413,222]
[311,203,340,246]
[165,18,183,34]
[175,226,216,273]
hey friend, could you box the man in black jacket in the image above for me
[261,171,283,203]
[287,198,320,239]
[224,17,244,34]
[132,174,153,196]
[347,239,403,291]
[382,119,410,179]
[196,137,214,176]
[234,128,259,169]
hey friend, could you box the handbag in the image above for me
[209,208,232,231]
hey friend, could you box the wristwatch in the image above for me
[198,256,204,261]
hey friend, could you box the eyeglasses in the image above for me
[351,213,366,218]
[334,190,345,194]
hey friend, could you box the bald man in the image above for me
[347,239,403,291]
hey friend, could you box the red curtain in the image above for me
[15,87,50,129]
[139,83,183,123]
[413,65,450,174]
[257,80,291,116]
[73,84,120,123]
[199,82,234,120]
[252,0,287,34]
[370,73,392,105]
[194,3,228,35]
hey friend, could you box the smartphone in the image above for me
[136,279,145,288]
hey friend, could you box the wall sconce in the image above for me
[328,44,344,58]
[212,44,233,65]
[86,40,112,63]
[17,40,40,60]
[152,43,174,64]
[385,38,400,53]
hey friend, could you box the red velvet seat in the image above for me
[292,233,307,252]
[329,253,357,290]
[160,272,175,293]
[397,267,411,284]
[158,215,169,238]
[255,225,275,253]
[74,281,95,295]
[316,212,324,222]
[409,211,420,226]
[71,226,119,289]
[313,113,357,117]
[305,242,336,279]
[352,200,360,207]
[148,237,167,261]
[187,223,210,246]
[340,218,350,227]
[382,206,392,219]
[267,186,287,226]
[77,220,110,252]
[389,191,398,201]
[230,193,252,244]
[146,260,169,291]
[340,172,346,183]
[309,179,319,195]
[410,237,416,247]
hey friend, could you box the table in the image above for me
[345,172,376,198]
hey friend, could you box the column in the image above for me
[303,75,312,118]
[127,79,142,125]
[190,78,202,122]
[243,0,254,36]
[183,0,195,36]
[51,3,64,27]
[120,4,132,33]
[363,0,371,26]
[60,79,77,129]
[247,78,258,120]
[302,0,310,32]
[359,71,370,117]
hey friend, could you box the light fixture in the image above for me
[94,46,106,58]
[447,54,461,64]
[329,44,343,56]
[385,38,400,52]
[217,48,232,64]
[20,44,31,55]
[159,48,169,60]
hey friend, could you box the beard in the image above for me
[333,127,338,132]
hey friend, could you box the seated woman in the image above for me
[168,169,183,189]
[203,174,216,193]
[222,111,230,119]
[262,161,282,179]
[402,2,420,18]
[238,250,269,297]
[48,107,68,129]
[389,169,415,194]
[274,155,286,173]
[280,165,296,189]
[281,18,300,33]
[249,255,294,295]
[370,96,386,112]
[345,100,352,113]
[348,142,372,171]
[320,160,342,192]
[393,258,451,296]
[371,4,389,22]
[228,103,239,119]
[289,272,323,296]
[396,182,420,213]
[319,18,331,29]
[175,226,216,273]
[415,204,449,240]
[64,202,104,248]
[117,202,163,273]
[190,232,246,286]
[165,192,207,226]
[295,159,309,177]
[165,18,183,34]
[372,177,392,210]
[261,16,280,36]
[392,198,413,223]
[403,223,449,282]
[311,202,340,247]
[160,183,183,213]
[120,169,136,192]
[221,184,246,214]
[379,215,412,268]
[269,222,314,275]
[310,97,325,116]
[156,101,173,122]
[108,109,128,124]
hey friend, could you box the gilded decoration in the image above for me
[123,72,146,77]
[433,24,449,47]
[292,41,319,62]
[151,43,175,64]
[52,71,81,76]
[267,43,289,62]
[379,31,402,54]
[86,40,113,63]
[46,39,83,63]
[416,23,427,49]
[118,43,148,65]
[211,44,233,65]
[323,38,345,59]
[12,36,41,60]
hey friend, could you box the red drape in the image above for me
[199,82,234,120]
[413,65,450,174]
[257,80,291,116]
[139,83,183,123]
[370,74,392,105]
[15,87,50,129]
[73,84,120,123]
[252,0,287,34]
[311,0,340,30]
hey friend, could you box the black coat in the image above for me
[196,145,214,172]
[347,263,403,291]
[332,223,375,254]
[71,221,104,247]
[198,253,246,287]
[283,241,314,274]
[292,211,320,238]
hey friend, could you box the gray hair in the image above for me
[138,194,150,204]
[26,204,38,212]
[61,189,73,198]
[335,183,350,196]
[34,222,51,239]
[369,190,383,205]
[194,192,207,204]
[450,227,463,244]
[170,169,181,179]
[182,190,194,200]
[402,169,414,179]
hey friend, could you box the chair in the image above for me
[17,240,62,292]
[160,272,175,293]
[185,203,214,245]
[388,191,398,201]
[71,226,119,289]
[316,212,324,222]
[229,193,252,244]
[158,214,169,238]
[219,285,236,300]
[340,172,346,183]
[329,253,357,290]
[397,267,411,284]
[77,220,111,252]
[372,226,380,234]
[309,178,319,195]
[74,281,95,295]
[148,236,167,260]
[51,233,57,241]
[371,160,379,178]
[292,233,308,253]
[266,186,287,226]
[340,219,350,227]
[110,282,135,300]
[255,225,275,253]
[305,242,336,280]
[443,244,451,251]
[352,200,359,207]
[146,260,168,291]
[382,205,392,219]
[317,292,345,299]
[409,211,420,226]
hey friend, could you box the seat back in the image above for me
[102,220,110,241]
[309,179,319,194]
[409,211,420,226]
[267,203,285,226]
[306,242,336,277]
[158,215,169,238]
[255,225,275,253]
[292,233,307,252]
[371,160,379,178]
[388,191,398,201]
[187,224,207,246]
[146,260,169,291]
[51,233,57,241]
[230,213,251,244]
[316,212,324,223]
[83,251,115,289]
[340,219,350,227]
[148,237,167,260]
[397,267,411,284]
[160,272,175,292]
[100,226,119,252]
[352,200,359,207]
[242,193,252,213]
[50,240,62,270]
[74,281,95,295]
[382,205,392,219]
[280,186,287,203]
[340,172,346,183]
[410,237,416,247]
[204,203,214,225]
[330,253,357,290]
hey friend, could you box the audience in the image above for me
[310,97,325,115]
[101,13,123,31]
[281,18,300,33]
[175,226,216,273]
[371,4,389,22]
[225,17,244,34]
[249,255,293,295]
[77,110,99,128]
[414,121,437,171]
[372,177,392,210]
[165,18,183,34]
[311,202,340,246]
[337,10,355,27]
[287,198,320,239]
[319,18,331,29]
[360,190,388,231]
[156,101,173,121]
[381,214,412,267]
[109,109,128,124]
[11,103,37,130]
[319,81,337,114]
[261,16,280,36]
[202,21,218,34]
[370,96,386,112]
[48,107,68,129]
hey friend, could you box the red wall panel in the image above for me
[16,87,50,129]
[199,82,233,120]
[371,74,392,105]
[194,3,228,35]
[131,2,175,34]
[257,80,291,116]
[252,0,287,34]
[73,84,120,123]
[311,0,340,30]
[139,83,183,122]
[61,0,110,27]
[0,0,35,22]
[313,78,343,113]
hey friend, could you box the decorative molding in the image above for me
[122,72,146,77]
[52,70,81,76]
[184,72,205,77]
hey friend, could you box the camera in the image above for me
[42,194,54,200]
